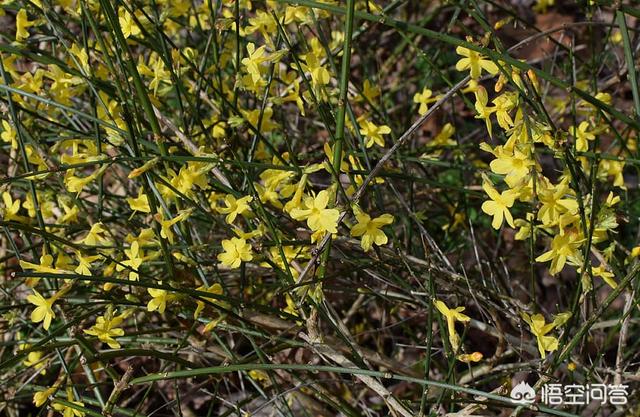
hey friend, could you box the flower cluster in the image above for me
[1,0,638,415]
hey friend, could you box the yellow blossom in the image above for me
[592,265,617,289]
[155,210,192,244]
[481,178,517,229]
[119,9,141,39]
[74,252,100,276]
[537,179,578,226]
[360,79,380,104]
[359,120,391,148]
[290,190,340,234]
[535,232,583,274]
[16,9,34,42]
[59,200,79,224]
[81,222,109,246]
[455,46,499,80]
[474,86,496,137]
[489,146,535,187]
[217,194,253,224]
[218,237,253,268]
[20,253,67,280]
[241,43,268,83]
[1,120,17,149]
[194,283,228,319]
[128,157,160,179]
[83,312,125,348]
[27,287,68,330]
[64,165,108,194]
[116,241,143,280]
[521,311,571,358]
[2,192,28,223]
[413,87,438,116]
[127,191,151,213]
[147,285,175,314]
[22,344,46,374]
[350,211,394,252]
[492,92,517,129]
[52,387,85,417]
[33,385,58,407]
[570,121,595,152]
[457,352,483,363]
[302,52,331,87]
[434,299,470,352]
[533,0,554,13]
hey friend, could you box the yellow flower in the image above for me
[241,107,279,133]
[241,43,268,83]
[128,157,160,178]
[16,9,34,42]
[174,162,214,198]
[22,344,46,374]
[255,182,282,208]
[74,252,100,276]
[83,312,125,348]
[27,288,67,330]
[276,72,306,115]
[521,311,571,358]
[533,0,554,13]
[323,142,349,173]
[81,222,109,246]
[456,351,483,363]
[217,237,253,268]
[33,385,58,407]
[194,283,224,318]
[432,123,456,147]
[2,192,28,223]
[144,54,171,96]
[350,211,394,252]
[598,159,626,189]
[302,52,331,87]
[290,190,340,234]
[537,179,578,226]
[413,87,438,116]
[249,369,270,385]
[116,241,143,281]
[155,209,192,244]
[127,191,151,213]
[262,245,307,278]
[69,43,90,74]
[569,121,596,152]
[434,299,470,352]
[359,120,391,148]
[455,46,499,80]
[216,194,253,224]
[591,265,617,289]
[64,165,108,194]
[59,200,79,224]
[246,10,277,40]
[119,9,141,39]
[23,192,55,219]
[147,285,175,314]
[52,387,85,417]
[492,92,517,129]
[535,232,583,274]
[474,86,496,137]
[360,79,380,104]
[480,178,517,229]
[489,146,534,188]
[1,120,17,149]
